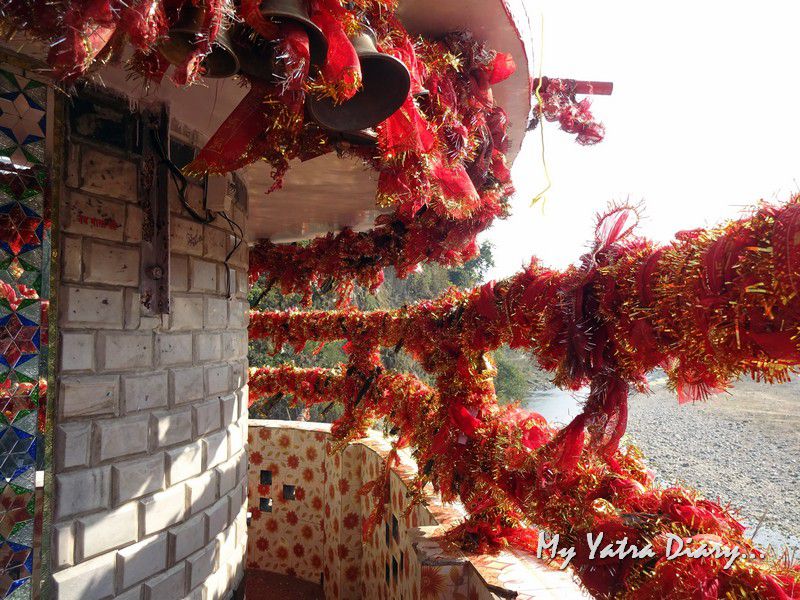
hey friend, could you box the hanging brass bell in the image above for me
[229,25,277,81]
[259,0,328,67]
[159,5,240,78]
[339,128,378,146]
[306,27,411,132]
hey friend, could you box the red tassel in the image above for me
[309,0,360,100]
[48,21,116,81]
[240,0,280,40]
[448,403,482,438]
[378,96,436,158]
[488,51,515,84]
[431,160,480,217]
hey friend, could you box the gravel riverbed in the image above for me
[626,377,800,557]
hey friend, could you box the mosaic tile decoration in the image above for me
[0,66,51,600]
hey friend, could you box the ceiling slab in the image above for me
[247,0,533,243]
[1,0,531,244]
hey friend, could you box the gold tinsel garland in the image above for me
[249,199,800,598]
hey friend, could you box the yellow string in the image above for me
[531,14,551,209]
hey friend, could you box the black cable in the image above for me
[149,129,216,225]
[219,209,245,298]
[149,128,247,299]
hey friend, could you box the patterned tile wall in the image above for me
[245,423,585,600]
[0,64,53,600]
[358,446,444,600]
[247,423,471,600]
[246,425,330,582]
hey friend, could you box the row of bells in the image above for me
[159,0,412,139]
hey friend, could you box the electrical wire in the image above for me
[150,128,216,224]
[218,208,245,299]
[531,14,552,208]
[151,128,246,299]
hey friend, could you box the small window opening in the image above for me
[392,514,399,543]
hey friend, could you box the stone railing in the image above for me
[246,420,589,599]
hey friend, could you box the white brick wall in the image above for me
[153,408,193,448]
[116,533,168,589]
[83,240,140,286]
[63,286,124,328]
[171,366,205,403]
[194,332,222,362]
[202,431,228,470]
[190,258,219,293]
[53,136,249,599]
[123,372,168,412]
[62,235,83,281]
[80,148,138,201]
[52,552,116,600]
[53,523,75,569]
[60,375,119,418]
[76,503,139,559]
[55,422,91,470]
[169,296,204,331]
[187,542,218,590]
[206,364,232,396]
[61,332,94,371]
[55,467,111,518]
[187,470,218,514]
[141,485,185,535]
[112,454,166,504]
[156,333,193,367]
[143,562,186,600]
[98,332,153,370]
[166,441,203,485]
[95,415,149,461]
[169,512,206,562]
[172,218,204,257]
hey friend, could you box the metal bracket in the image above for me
[139,105,171,315]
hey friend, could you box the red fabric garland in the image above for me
[249,197,800,599]
[308,0,360,101]
[533,77,606,145]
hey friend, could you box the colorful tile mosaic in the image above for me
[0,65,51,599]
[0,72,46,170]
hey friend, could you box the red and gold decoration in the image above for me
[1,0,537,297]
[532,77,607,145]
[250,199,800,599]
[246,27,520,300]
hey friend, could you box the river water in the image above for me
[524,386,584,425]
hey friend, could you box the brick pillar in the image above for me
[51,137,250,599]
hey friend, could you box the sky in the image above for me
[482,1,800,279]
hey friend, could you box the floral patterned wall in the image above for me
[246,421,506,600]
[246,423,330,583]
[245,421,369,597]
[0,61,54,600]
